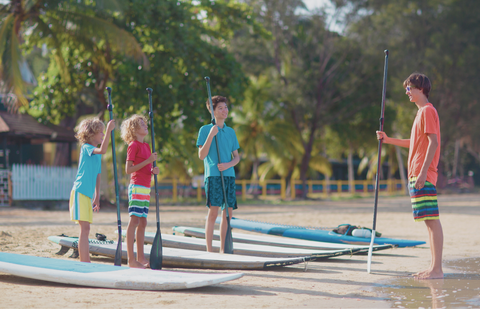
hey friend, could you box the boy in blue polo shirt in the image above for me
[197,95,240,253]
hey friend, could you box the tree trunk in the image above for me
[348,145,355,194]
[453,139,460,178]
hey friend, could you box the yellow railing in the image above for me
[150,178,407,202]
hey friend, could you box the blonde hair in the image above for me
[74,118,105,144]
[121,114,148,144]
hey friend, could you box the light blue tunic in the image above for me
[72,143,102,198]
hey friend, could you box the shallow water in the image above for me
[373,257,480,309]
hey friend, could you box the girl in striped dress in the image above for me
[121,115,159,268]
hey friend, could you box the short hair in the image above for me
[120,114,148,144]
[205,95,228,114]
[74,118,105,145]
[403,73,431,98]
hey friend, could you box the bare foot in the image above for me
[413,269,430,277]
[128,260,146,269]
[415,270,444,280]
[139,259,150,268]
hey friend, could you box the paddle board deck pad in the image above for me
[120,231,357,259]
[0,252,242,290]
[172,226,394,253]
[216,218,425,247]
[48,236,307,270]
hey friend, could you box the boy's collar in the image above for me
[214,122,228,130]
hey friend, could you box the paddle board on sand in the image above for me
[172,226,394,253]
[0,252,242,290]
[120,231,358,259]
[48,235,308,270]
[216,217,426,248]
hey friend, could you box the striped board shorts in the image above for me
[128,184,150,218]
[409,177,440,222]
[69,190,93,223]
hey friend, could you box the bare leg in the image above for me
[78,221,91,263]
[415,219,443,279]
[219,208,232,254]
[414,227,434,276]
[205,206,219,252]
[126,216,145,268]
[136,217,149,267]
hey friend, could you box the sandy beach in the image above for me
[1,193,479,308]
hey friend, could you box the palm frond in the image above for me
[9,24,28,107]
[34,16,71,84]
[47,10,148,67]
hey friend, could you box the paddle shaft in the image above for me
[368,50,389,273]
[204,77,233,254]
[147,87,163,270]
[106,87,122,267]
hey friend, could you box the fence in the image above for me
[149,178,407,202]
[10,164,407,203]
[12,164,77,200]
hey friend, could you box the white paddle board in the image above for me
[172,226,394,253]
[0,252,242,290]
[48,235,308,270]
[123,231,356,259]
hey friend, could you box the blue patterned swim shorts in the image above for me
[205,176,237,210]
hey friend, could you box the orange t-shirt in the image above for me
[408,103,441,186]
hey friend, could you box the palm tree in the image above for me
[0,0,145,109]
[232,75,285,196]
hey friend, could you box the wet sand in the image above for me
[1,194,479,308]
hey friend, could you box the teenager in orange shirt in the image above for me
[376,73,443,279]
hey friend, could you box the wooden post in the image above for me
[172,178,177,202]
[242,179,246,201]
[337,180,342,193]
[291,177,296,199]
[262,180,267,198]
[196,179,201,202]
[281,178,286,200]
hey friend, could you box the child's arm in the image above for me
[125,153,157,174]
[92,174,101,212]
[93,120,115,155]
[198,126,218,160]
[376,131,410,148]
[414,133,438,189]
[218,150,240,172]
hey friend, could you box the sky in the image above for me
[303,0,331,11]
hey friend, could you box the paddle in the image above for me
[367,50,389,273]
[204,76,234,254]
[106,87,122,267]
[146,87,163,270]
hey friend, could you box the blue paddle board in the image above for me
[0,252,243,290]
[216,218,425,247]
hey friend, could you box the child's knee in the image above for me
[128,216,140,227]
[138,218,147,229]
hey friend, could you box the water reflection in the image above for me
[373,257,480,308]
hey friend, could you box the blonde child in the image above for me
[120,115,159,268]
[70,118,115,263]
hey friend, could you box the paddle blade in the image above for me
[114,241,122,266]
[366,231,376,273]
[224,217,234,254]
[150,226,163,270]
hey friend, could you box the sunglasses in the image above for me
[406,85,418,92]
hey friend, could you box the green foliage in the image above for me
[108,0,258,178]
